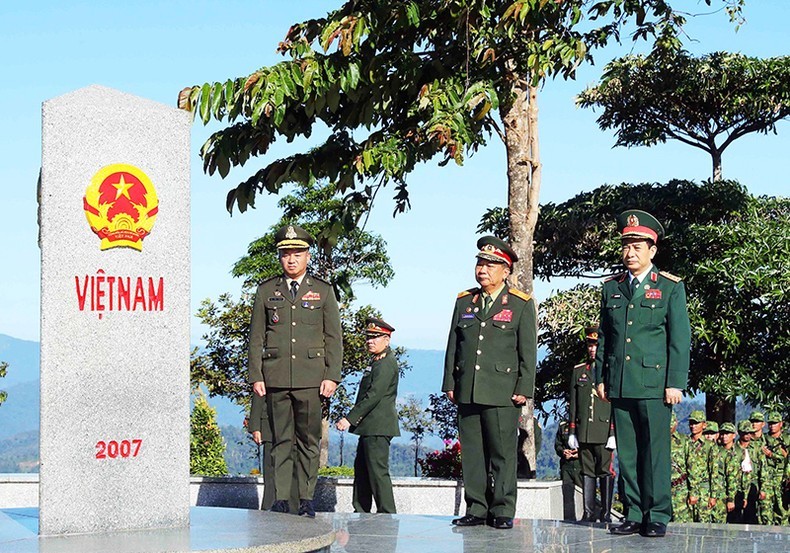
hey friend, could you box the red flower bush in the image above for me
[418,440,462,479]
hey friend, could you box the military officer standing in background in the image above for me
[568,325,616,523]
[555,420,582,521]
[443,236,537,530]
[248,225,343,517]
[336,317,400,514]
[595,210,691,538]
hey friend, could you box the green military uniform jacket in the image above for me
[569,362,613,444]
[248,274,342,388]
[347,349,401,437]
[594,267,691,399]
[248,392,272,442]
[555,421,582,480]
[442,287,537,405]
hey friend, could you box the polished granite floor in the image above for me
[319,513,790,553]
[3,508,789,553]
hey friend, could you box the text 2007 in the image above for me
[95,439,143,459]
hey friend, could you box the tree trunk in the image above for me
[501,71,541,475]
[320,418,330,467]
[712,148,723,181]
[339,431,345,466]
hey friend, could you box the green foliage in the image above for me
[426,392,458,442]
[180,0,741,234]
[318,465,355,477]
[398,394,433,476]
[577,50,790,179]
[535,285,599,418]
[481,180,790,412]
[0,361,7,407]
[190,393,229,476]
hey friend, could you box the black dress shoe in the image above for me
[451,514,486,526]
[609,520,642,535]
[641,522,667,537]
[270,499,290,514]
[491,517,513,529]
[298,499,316,518]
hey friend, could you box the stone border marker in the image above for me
[39,85,191,535]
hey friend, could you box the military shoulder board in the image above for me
[508,288,531,302]
[457,288,476,299]
[660,271,682,283]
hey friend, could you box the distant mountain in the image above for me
[0,334,39,386]
[0,381,39,440]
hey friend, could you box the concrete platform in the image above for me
[320,512,790,553]
[0,507,335,552]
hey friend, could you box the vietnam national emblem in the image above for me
[83,163,159,251]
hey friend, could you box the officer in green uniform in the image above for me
[555,420,582,521]
[336,317,400,514]
[670,412,691,522]
[760,411,788,525]
[718,422,740,523]
[595,210,691,538]
[443,236,537,530]
[568,325,615,522]
[248,224,343,517]
[247,393,298,511]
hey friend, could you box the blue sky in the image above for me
[1,1,788,351]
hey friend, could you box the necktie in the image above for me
[483,295,493,315]
[290,280,299,299]
[630,278,639,295]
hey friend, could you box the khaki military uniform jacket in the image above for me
[442,287,537,406]
[248,274,342,388]
[347,349,400,437]
[569,362,613,444]
[594,267,691,399]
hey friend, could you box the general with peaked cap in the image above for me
[443,235,536,530]
[248,224,343,518]
[594,209,691,538]
[336,316,400,513]
[568,324,615,523]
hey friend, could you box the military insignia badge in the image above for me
[501,294,508,305]
[645,289,663,299]
[83,163,159,251]
[627,214,640,227]
[302,291,321,301]
[493,309,513,322]
[272,312,279,323]
[274,290,282,297]
[285,225,298,239]
[465,307,472,313]
[461,313,475,319]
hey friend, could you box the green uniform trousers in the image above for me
[260,441,300,511]
[353,435,396,513]
[580,442,613,478]
[458,402,520,519]
[267,387,322,501]
[612,398,672,525]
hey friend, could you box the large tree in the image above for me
[180,0,742,471]
[482,180,790,418]
[577,50,790,181]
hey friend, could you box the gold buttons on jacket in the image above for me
[475,365,480,370]
[626,338,631,343]
[625,355,631,361]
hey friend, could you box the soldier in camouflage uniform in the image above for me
[718,422,740,523]
[702,421,726,523]
[685,410,716,523]
[760,411,789,525]
[730,420,765,524]
[670,412,691,522]
[750,410,766,446]
[555,420,582,521]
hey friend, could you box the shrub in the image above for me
[418,440,462,479]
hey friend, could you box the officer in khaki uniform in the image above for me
[248,224,343,517]
[568,325,616,522]
[595,210,691,538]
[337,317,400,513]
[443,236,537,530]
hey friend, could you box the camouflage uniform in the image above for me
[707,439,727,522]
[686,435,716,523]
[670,428,691,522]
[760,413,789,525]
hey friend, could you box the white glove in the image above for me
[741,449,753,473]
[606,435,616,450]
[568,433,579,449]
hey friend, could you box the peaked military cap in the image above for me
[738,420,755,434]
[585,325,599,343]
[617,209,665,243]
[688,410,706,423]
[364,317,395,337]
[767,411,783,423]
[476,236,518,267]
[720,422,736,434]
[275,224,315,250]
[749,410,765,422]
[704,421,719,433]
